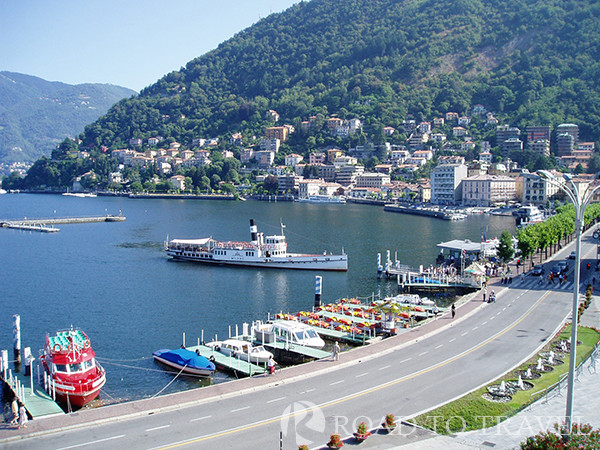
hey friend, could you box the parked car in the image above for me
[531,265,544,276]
[568,251,576,259]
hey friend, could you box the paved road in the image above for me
[2,232,598,449]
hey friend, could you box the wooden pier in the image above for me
[1,215,126,232]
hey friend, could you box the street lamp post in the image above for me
[537,170,600,436]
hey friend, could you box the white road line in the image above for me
[419,351,429,356]
[305,388,316,393]
[231,406,251,413]
[435,344,443,349]
[449,338,456,343]
[190,415,212,422]
[267,396,287,404]
[146,425,170,432]
[378,364,391,371]
[330,380,344,386]
[482,321,488,326]
[461,332,468,336]
[472,326,479,331]
[56,435,126,449]
[399,357,412,363]
[356,372,369,378]
[503,307,507,311]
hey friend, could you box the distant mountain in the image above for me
[0,71,136,163]
[78,0,600,152]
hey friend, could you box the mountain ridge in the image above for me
[78,0,600,151]
[0,71,136,163]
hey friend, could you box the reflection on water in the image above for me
[0,194,516,401]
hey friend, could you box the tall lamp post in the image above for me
[537,170,600,435]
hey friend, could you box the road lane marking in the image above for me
[155,291,553,450]
[461,332,468,336]
[419,351,428,356]
[378,365,391,371]
[57,435,125,449]
[482,321,488,325]
[435,344,443,349]
[472,326,479,331]
[356,372,368,378]
[449,338,456,342]
[190,415,212,422]
[146,425,170,432]
[330,380,344,386]
[230,406,250,412]
[399,357,412,363]
[267,397,286,404]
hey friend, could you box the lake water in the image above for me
[0,194,515,403]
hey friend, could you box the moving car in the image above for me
[568,251,576,259]
[531,265,544,276]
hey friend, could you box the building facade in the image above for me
[462,175,517,206]
[430,163,468,205]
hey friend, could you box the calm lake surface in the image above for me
[0,194,515,403]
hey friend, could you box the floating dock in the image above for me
[0,215,126,232]
[2,371,64,419]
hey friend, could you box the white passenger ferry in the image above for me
[165,219,348,271]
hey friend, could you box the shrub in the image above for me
[520,422,600,449]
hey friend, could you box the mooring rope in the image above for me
[151,364,188,398]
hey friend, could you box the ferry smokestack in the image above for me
[13,314,21,371]
[249,219,258,244]
[314,276,322,308]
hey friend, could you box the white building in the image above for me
[462,175,516,206]
[355,172,391,189]
[430,163,468,205]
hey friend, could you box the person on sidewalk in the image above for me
[332,341,340,361]
[17,402,27,429]
[267,355,276,375]
[482,289,487,303]
[451,303,456,319]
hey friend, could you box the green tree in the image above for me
[497,230,515,263]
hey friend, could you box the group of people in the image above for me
[5,396,28,429]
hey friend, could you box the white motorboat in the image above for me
[296,195,346,204]
[205,339,273,364]
[252,320,325,349]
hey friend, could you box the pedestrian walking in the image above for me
[433,304,439,319]
[267,355,276,375]
[451,303,456,319]
[482,289,487,303]
[10,397,18,426]
[17,402,27,429]
[332,341,340,361]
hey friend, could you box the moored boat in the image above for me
[205,339,273,364]
[165,219,348,271]
[252,320,326,349]
[40,328,106,408]
[152,348,216,376]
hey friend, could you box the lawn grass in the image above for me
[409,326,600,434]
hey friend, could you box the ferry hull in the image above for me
[53,377,105,407]
[166,250,348,271]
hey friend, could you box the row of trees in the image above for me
[516,203,600,265]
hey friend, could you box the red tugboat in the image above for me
[40,328,106,408]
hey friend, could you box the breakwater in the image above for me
[1,215,126,232]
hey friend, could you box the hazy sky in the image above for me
[0,0,301,92]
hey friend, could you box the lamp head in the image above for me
[536,170,553,180]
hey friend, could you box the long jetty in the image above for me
[1,215,126,232]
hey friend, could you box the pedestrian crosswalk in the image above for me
[502,276,593,293]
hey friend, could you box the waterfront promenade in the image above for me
[1,228,598,449]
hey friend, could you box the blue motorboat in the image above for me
[152,348,216,376]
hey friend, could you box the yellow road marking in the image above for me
[158,290,554,448]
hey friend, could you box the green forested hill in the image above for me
[0,72,136,163]
[80,0,600,151]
